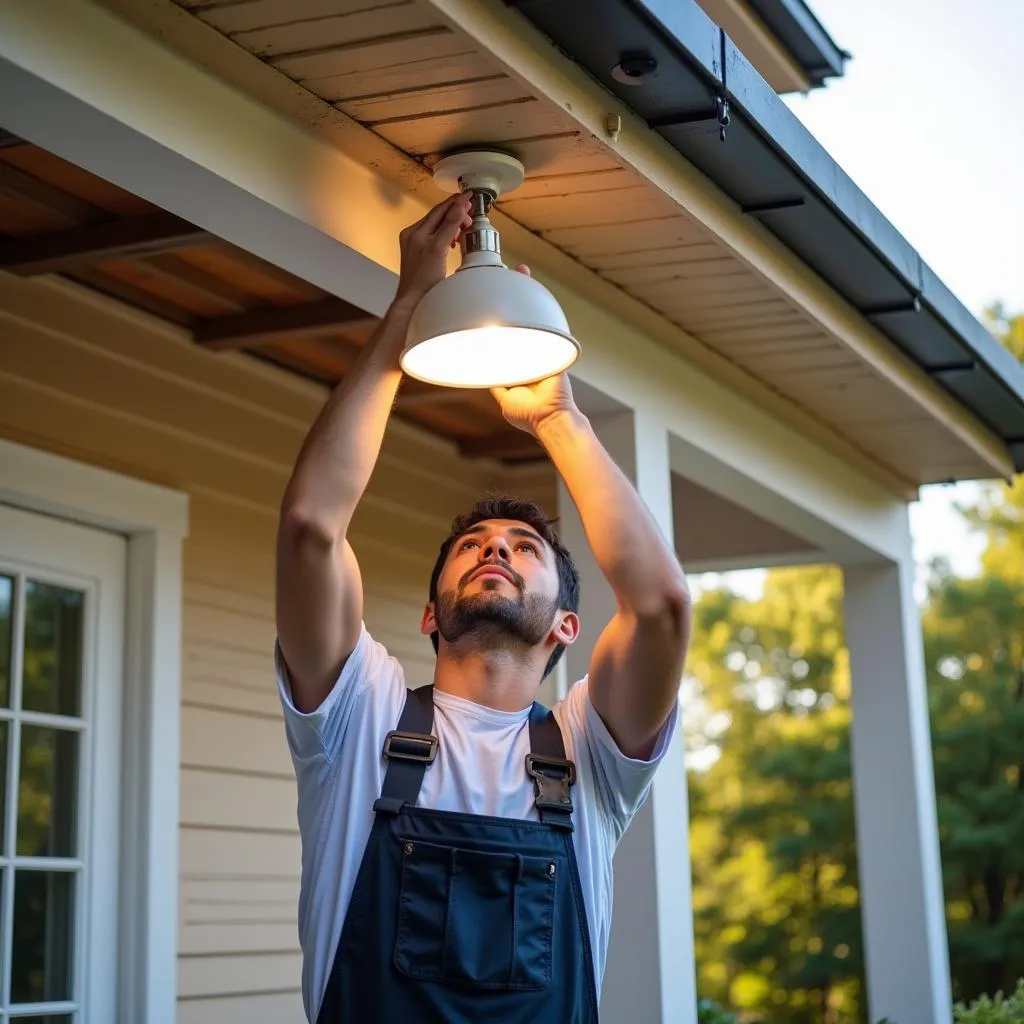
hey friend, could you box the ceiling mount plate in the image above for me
[433,150,525,198]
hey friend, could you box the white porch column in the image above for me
[844,548,952,1024]
[557,407,697,1024]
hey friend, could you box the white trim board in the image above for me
[0,437,188,1024]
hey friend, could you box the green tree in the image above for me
[923,308,1024,1001]
[925,565,1024,999]
[687,307,1024,1018]
[687,567,865,1023]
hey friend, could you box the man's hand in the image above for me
[490,264,581,435]
[491,373,578,436]
[394,193,473,308]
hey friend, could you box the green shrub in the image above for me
[697,997,739,1024]
[694,982,1024,1024]
[953,979,1024,1023]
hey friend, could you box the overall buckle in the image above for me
[383,730,437,764]
[526,753,576,813]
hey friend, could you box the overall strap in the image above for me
[373,684,437,816]
[527,702,576,831]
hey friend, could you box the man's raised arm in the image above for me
[494,368,691,758]
[276,194,472,712]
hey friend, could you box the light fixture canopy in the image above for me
[400,150,580,389]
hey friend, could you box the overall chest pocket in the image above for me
[394,839,556,990]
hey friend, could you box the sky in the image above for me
[693,0,1023,602]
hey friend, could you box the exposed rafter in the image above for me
[0,161,105,224]
[138,252,252,312]
[193,298,377,350]
[395,384,466,409]
[0,211,211,275]
[66,266,196,328]
[458,432,544,461]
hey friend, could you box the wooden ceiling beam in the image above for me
[0,211,212,275]
[138,252,253,312]
[394,383,462,409]
[210,242,324,297]
[193,297,377,350]
[458,432,545,461]
[65,267,196,328]
[0,161,106,224]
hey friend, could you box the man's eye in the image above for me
[517,543,538,555]
[460,540,478,551]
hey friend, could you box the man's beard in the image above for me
[434,571,557,654]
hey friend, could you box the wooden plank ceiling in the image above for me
[8,0,1000,484]
[0,135,534,460]
[132,0,994,486]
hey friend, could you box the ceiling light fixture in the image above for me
[400,149,580,389]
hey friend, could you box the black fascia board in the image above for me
[505,0,1024,472]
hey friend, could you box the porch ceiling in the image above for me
[0,136,536,460]
[91,0,1017,491]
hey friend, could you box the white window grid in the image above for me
[0,562,97,1024]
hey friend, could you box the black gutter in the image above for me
[506,0,1024,474]
[747,0,848,87]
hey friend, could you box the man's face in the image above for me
[429,519,562,652]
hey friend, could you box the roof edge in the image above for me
[512,0,1024,474]
[746,0,849,86]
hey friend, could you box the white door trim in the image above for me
[0,438,188,1024]
[0,503,126,1021]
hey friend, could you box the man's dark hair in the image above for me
[428,495,580,678]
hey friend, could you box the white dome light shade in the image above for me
[401,325,579,389]
[401,264,580,389]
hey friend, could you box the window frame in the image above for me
[0,439,188,1024]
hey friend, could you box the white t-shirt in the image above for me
[276,623,678,1022]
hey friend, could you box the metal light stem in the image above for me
[459,188,501,262]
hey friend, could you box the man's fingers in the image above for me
[490,386,509,404]
[418,194,467,237]
[514,264,531,277]
[435,194,471,236]
[419,193,460,233]
[402,199,446,238]
[417,196,468,255]
[401,193,472,257]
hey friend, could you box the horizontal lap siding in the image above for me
[0,273,533,1021]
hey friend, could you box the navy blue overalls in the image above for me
[315,684,601,1023]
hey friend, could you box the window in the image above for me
[0,506,125,1023]
[0,437,187,1022]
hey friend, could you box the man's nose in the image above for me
[481,537,510,562]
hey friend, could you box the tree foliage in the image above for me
[687,567,864,1022]
[954,978,1024,1024]
[687,311,1024,1020]
[927,306,1024,1001]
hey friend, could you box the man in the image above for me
[275,192,691,1023]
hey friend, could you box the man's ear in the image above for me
[420,602,437,637]
[552,610,579,647]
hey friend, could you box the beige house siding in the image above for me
[0,272,554,1022]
